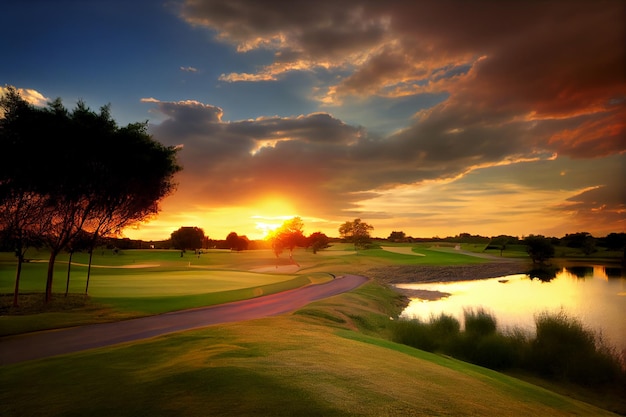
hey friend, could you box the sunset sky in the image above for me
[2,0,625,241]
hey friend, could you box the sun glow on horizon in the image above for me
[248,196,300,238]
[253,220,284,239]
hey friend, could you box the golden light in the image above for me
[250,196,298,239]
[254,221,283,238]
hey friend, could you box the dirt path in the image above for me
[0,275,369,365]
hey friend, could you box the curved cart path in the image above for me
[0,274,369,365]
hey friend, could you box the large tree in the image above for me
[524,235,555,264]
[269,217,306,261]
[307,231,330,254]
[0,86,181,303]
[339,218,374,250]
[225,232,249,251]
[171,227,205,254]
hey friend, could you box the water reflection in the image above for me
[398,265,626,352]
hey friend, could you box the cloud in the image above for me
[0,86,48,107]
[154,1,626,237]
[180,0,626,158]
[144,97,552,218]
[180,66,198,72]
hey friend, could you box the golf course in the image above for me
[1,244,623,416]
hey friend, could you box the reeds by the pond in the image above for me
[391,308,625,388]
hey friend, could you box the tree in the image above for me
[488,235,518,256]
[339,218,374,249]
[269,217,306,261]
[307,232,330,254]
[225,232,249,251]
[562,232,596,255]
[0,87,181,302]
[523,235,555,264]
[64,230,92,297]
[171,227,205,254]
[602,232,626,251]
[388,231,406,242]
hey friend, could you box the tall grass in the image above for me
[391,309,625,389]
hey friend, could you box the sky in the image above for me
[2,0,625,241]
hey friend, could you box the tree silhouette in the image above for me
[339,218,374,249]
[225,232,249,251]
[268,217,306,261]
[0,86,181,303]
[524,235,555,264]
[307,232,330,254]
[171,227,205,254]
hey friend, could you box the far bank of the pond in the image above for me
[367,261,532,285]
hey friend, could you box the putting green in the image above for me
[86,270,299,297]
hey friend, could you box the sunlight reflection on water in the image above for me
[397,265,626,351]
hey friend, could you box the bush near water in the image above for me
[392,308,626,388]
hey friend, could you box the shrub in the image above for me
[529,310,623,385]
[429,313,461,352]
[463,307,497,338]
[391,314,461,353]
[391,319,439,352]
[467,333,521,370]
[391,308,625,389]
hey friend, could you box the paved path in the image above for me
[0,274,369,365]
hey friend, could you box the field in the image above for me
[0,244,622,416]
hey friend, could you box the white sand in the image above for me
[380,246,426,256]
[249,265,301,273]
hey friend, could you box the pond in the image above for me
[397,264,626,353]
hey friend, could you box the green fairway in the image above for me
[1,246,623,416]
[0,282,617,417]
[0,244,495,336]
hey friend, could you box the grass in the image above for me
[390,309,626,414]
[1,245,623,416]
[1,281,618,417]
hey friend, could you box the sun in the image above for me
[251,196,298,239]
[254,221,283,239]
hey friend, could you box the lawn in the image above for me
[1,246,623,416]
[0,282,617,417]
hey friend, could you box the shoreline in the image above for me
[367,261,531,285]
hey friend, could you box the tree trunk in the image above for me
[65,251,74,297]
[85,250,94,295]
[13,253,24,308]
[45,251,58,303]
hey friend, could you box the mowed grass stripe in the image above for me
[0,290,615,417]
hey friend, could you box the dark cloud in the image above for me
[146,98,550,217]
[180,0,625,157]
[167,1,625,233]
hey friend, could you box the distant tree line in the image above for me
[0,86,181,305]
[385,230,626,264]
[167,219,332,258]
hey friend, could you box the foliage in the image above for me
[307,231,330,254]
[391,309,625,388]
[561,232,597,255]
[529,311,623,385]
[339,218,374,249]
[463,307,497,338]
[601,232,626,251]
[388,231,406,242]
[268,217,307,258]
[0,86,181,303]
[225,232,249,251]
[523,235,555,264]
[170,226,205,252]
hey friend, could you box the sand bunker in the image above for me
[380,246,426,256]
[250,265,301,273]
